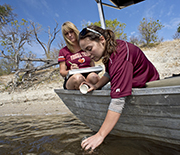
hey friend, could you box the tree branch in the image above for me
[0,49,14,60]
[20,57,55,63]
[48,21,60,52]
[18,61,58,73]
[31,21,47,55]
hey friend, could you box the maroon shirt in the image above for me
[58,46,91,70]
[108,40,159,99]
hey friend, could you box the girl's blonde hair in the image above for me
[61,21,79,52]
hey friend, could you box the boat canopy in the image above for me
[95,0,145,29]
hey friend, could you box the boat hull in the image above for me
[54,85,180,145]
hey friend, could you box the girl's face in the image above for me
[79,36,106,62]
[64,30,76,43]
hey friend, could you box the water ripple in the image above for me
[0,114,179,155]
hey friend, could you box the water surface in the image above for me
[0,114,179,155]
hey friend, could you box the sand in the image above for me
[0,40,180,117]
[0,81,72,117]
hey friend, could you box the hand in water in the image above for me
[81,133,104,152]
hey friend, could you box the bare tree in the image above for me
[31,21,60,59]
[0,19,37,70]
[0,19,61,91]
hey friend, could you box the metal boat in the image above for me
[55,76,180,145]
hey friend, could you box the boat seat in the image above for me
[102,76,180,89]
[146,76,180,88]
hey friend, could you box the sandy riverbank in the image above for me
[0,40,180,117]
[0,81,72,117]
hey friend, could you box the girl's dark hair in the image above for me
[79,25,117,67]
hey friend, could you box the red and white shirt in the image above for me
[58,46,91,70]
[108,40,159,99]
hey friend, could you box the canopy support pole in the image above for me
[96,0,106,29]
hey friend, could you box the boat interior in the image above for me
[146,75,180,88]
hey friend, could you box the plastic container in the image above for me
[80,84,89,94]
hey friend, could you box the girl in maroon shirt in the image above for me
[79,25,159,151]
[58,22,100,90]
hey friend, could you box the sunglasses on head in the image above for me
[80,27,102,36]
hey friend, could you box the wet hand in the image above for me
[81,133,104,152]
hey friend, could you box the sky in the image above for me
[1,0,180,57]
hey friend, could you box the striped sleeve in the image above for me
[58,56,65,63]
[58,48,66,63]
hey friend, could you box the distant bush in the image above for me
[129,35,140,45]
[138,18,164,46]
[173,23,180,40]
[140,42,160,48]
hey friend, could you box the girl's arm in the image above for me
[81,110,121,151]
[59,61,69,77]
[94,75,109,89]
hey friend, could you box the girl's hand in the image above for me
[81,133,104,152]
[79,82,97,92]
[70,63,79,70]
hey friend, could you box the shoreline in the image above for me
[0,40,180,117]
[0,82,72,117]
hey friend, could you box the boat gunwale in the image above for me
[54,85,180,96]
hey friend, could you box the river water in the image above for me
[0,114,179,155]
